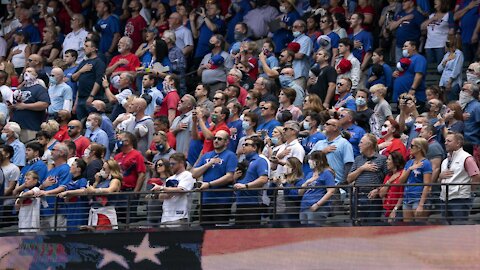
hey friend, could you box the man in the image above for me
[226,68,248,106]
[349,13,373,73]
[85,113,110,159]
[9,68,50,143]
[311,118,354,185]
[63,49,79,102]
[156,74,180,125]
[393,40,427,105]
[455,1,480,63]
[278,67,304,107]
[310,49,337,109]
[229,22,250,54]
[243,0,279,43]
[171,94,195,156]
[194,84,214,112]
[53,110,72,143]
[67,120,90,157]
[466,62,480,84]
[197,35,233,93]
[103,72,134,121]
[233,136,269,225]
[193,130,238,226]
[291,19,313,89]
[71,39,106,120]
[155,153,194,226]
[162,30,187,95]
[461,82,480,165]
[271,121,305,176]
[140,74,163,116]
[346,134,388,224]
[192,105,231,155]
[38,143,72,231]
[13,142,48,196]
[191,4,225,63]
[168,12,194,57]
[151,131,176,164]
[333,77,356,111]
[224,85,241,105]
[17,8,40,52]
[254,77,276,104]
[90,100,115,145]
[335,38,361,90]
[226,102,243,153]
[24,54,49,87]
[1,145,20,225]
[244,90,264,124]
[130,97,154,156]
[47,67,73,116]
[389,0,425,62]
[114,132,146,193]
[259,47,294,79]
[2,122,25,167]
[439,133,480,222]
[95,0,121,57]
[256,101,280,137]
[319,14,340,66]
[339,109,366,157]
[124,0,147,51]
[62,14,88,63]
[105,36,140,93]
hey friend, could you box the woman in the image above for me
[0,61,19,89]
[379,151,405,222]
[437,101,464,139]
[299,151,336,225]
[438,38,464,102]
[82,143,106,185]
[37,26,61,66]
[263,126,285,162]
[8,31,30,75]
[399,138,432,222]
[301,112,327,175]
[354,0,375,31]
[85,159,122,230]
[272,157,304,226]
[422,0,454,66]
[57,158,89,231]
[425,85,444,102]
[145,38,170,90]
[332,12,348,39]
[135,27,157,69]
[377,119,408,160]
[146,158,173,226]
[302,94,324,117]
[307,16,322,50]
[176,3,190,26]
[354,89,373,132]
[150,2,170,36]
[276,88,302,121]
[236,112,259,161]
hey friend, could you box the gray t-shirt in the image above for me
[170,111,193,156]
[370,99,392,138]
[134,116,155,157]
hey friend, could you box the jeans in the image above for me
[354,193,383,224]
[76,97,88,121]
[441,198,472,223]
[462,42,478,64]
[426,48,445,67]
[299,209,328,226]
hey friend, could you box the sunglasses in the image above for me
[213,136,226,141]
[243,143,254,147]
[213,97,222,100]
[67,125,78,129]
[156,163,164,167]
[261,107,269,110]
[467,68,474,72]
[337,82,344,86]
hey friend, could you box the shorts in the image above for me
[403,201,420,210]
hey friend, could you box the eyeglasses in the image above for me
[243,143,254,147]
[213,97,222,100]
[213,137,226,141]
[411,144,419,148]
[156,163,164,167]
[467,69,474,72]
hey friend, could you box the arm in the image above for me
[16,101,49,111]
[105,61,122,76]
[203,16,218,32]
[191,159,215,179]
[197,117,214,140]
[107,33,121,55]
[189,12,199,39]
[346,163,363,184]
[247,175,268,188]
[418,173,432,208]
[205,172,234,188]
[43,186,66,195]
[182,45,193,56]
[294,52,305,60]
[259,53,279,78]
[409,72,424,95]
[454,2,478,21]
[135,43,148,58]
[324,82,336,108]
[94,179,121,193]
[13,183,26,196]
[430,158,442,183]
[312,187,336,208]
[361,52,372,71]
[168,109,176,125]
[134,172,146,192]
[5,181,17,196]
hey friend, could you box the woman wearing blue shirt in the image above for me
[399,138,432,222]
[299,151,336,225]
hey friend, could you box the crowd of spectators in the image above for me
[0,0,480,230]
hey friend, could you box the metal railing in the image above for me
[1,182,479,233]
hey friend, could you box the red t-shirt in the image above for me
[355,5,375,31]
[73,135,90,158]
[58,0,82,34]
[330,6,346,15]
[108,53,141,93]
[148,131,176,151]
[157,90,180,117]
[125,15,148,52]
[54,125,70,142]
[382,171,404,217]
[114,149,146,189]
[378,138,408,161]
[200,122,230,154]
[238,87,248,106]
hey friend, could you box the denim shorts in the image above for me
[403,201,420,210]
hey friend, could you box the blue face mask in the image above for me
[1,133,8,141]
[279,75,292,87]
[156,143,165,152]
[271,137,279,145]
[49,75,57,85]
[116,140,124,149]
[242,121,250,130]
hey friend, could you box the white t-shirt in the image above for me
[0,85,13,104]
[2,162,20,206]
[161,170,195,223]
[425,13,451,49]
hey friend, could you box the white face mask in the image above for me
[381,125,389,136]
[467,73,480,84]
[83,148,91,158]
[402,49,409,58]
[308,160,316,169]
[459,90,474,109]
[100,170,108,179]
[285,166,292,174]
[47,7,54,14]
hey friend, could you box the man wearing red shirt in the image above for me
[156,75,180,125]
[124,0,147,51]
[192,105,230,156]
[53,110,71,142]
[66,120,90,157]
[105,36,140,93]
[114,132,146,192]
[226,68,247,106]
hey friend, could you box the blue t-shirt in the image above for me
[311,136,355,184]
[346,124,366,157]
[257,119,281,137]
[236,153,269,205]
[395,9,425,47]
[403,158,432,203]
[96,15,120,53]
[41,164,72,216]
[227,119,243,153]
[349,30,373,63]
[196,149,238,204]
[301,132,326,176]
[64,65,78,101]
[18,159,48,185]
[459,1,480,43]
[22,24,41,45]
[327,31,340,49]
[272,10,301,53]
[464,100,480,145]
[393,53,427,102]
[194,17,225,58]
[300,170,335,211]
[225,0,252,44]
[187,123,209,166]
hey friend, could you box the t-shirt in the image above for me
[2,163,20,206]
[256,119,281,137]
[310,65,337,106]
[403,158,432,203]
[300,169,335,211]
[227,119,243,153]
[96,15,120,53]
[196,149,238,204]
[378,138,408,161]
[41,163,72,216]
[75,57,106,98]
[114,149,146,189]
[349,30,373,63]
[11,84,50,131]
[394,9,425,47]
[48,83,73,114]
[161,170,195,223]
[73,135,90,158]
[194,17,225,58]
[369,99,392,138]
[200,122,231,154]
[157,90,180,117]
[124,15,148,51]
[393,53,427,102]
[18,159,48,185]
[236,153,269,205]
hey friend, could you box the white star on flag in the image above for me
[96,248,129,269]
[126,233,166,265]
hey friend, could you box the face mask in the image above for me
[85,121,93,130]
[234,31,244,41]
[262,48,271,57]
[414,123,423,132]
[402,49,409,58]
[24,72,35,83]
[229,110,234,117]
[355,97,366,106]
[459,90,474,109]
[99,170,108,179]
[1,133,8,141]
[162,80,172,92]
[308,160,316,169]
[49,76,57,85]
[467,73,480,84]
[47,7,54,14]
[371,95,379,104]
[83,148,91,158]
[242,121,250,130]
[226,75,237,85]
[271,137,279,145]
[87,106,99,114]
[381,126,389,136]
[208,43,216,50]
[285,166,292,174]
[211,114,219,124]
[156,143,165,152]
[303,121,310,130]
[292,31,301,38]
[279,75,292,87]
[116,140,124,149]
[279,5,287,13]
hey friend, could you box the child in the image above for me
[15,171,41,233]
[369,84,394,139]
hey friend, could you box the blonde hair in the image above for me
[370,84,387,97]
[106,159,123,182]
[412,138,428,157]
[40,120,60,137]
[0,61,15,86]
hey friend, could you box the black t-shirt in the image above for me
[310,65,337,106]
[86,158,103,185]
[356,108,374,133]
[74,57,106,98]
[12,84,50,131]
